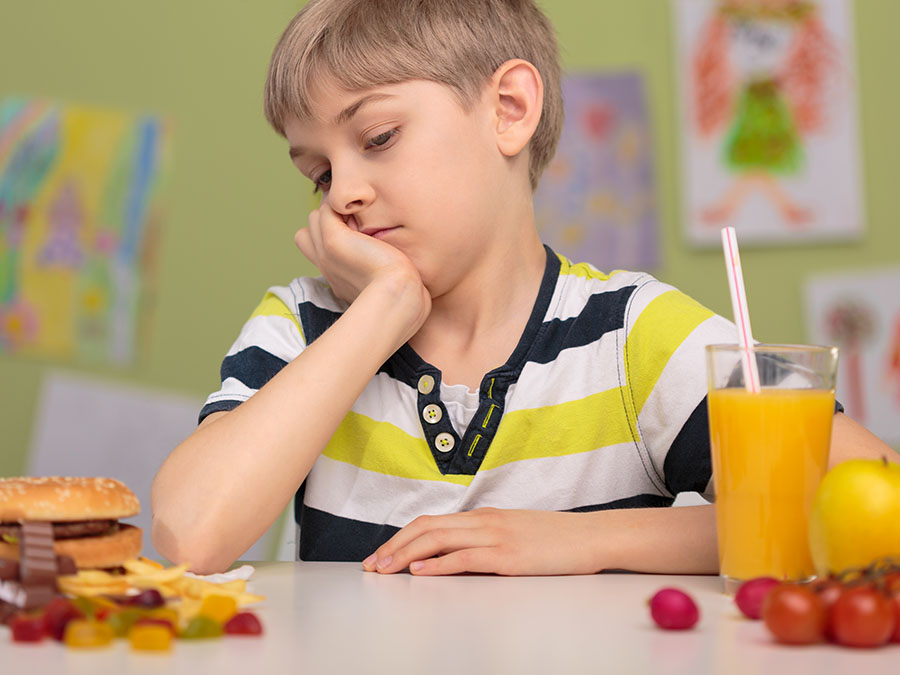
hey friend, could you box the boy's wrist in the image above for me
[352,274,431,346]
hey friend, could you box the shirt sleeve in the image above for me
[199,284,307,423]
[621,277,738,501]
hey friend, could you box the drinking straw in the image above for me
[721,227,760,393]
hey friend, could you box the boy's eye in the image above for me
[365,129,397,149]
[312,169,332,194]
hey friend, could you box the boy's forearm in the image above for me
[151,280,426,573]
[590,504,719,575]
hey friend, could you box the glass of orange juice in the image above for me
[706,344,838,594]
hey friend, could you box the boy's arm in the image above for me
[365,413,897,577]
[828,412,897,467]
[361,505,719,576]
[152,207,430,574]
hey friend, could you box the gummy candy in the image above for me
[129,624,173,651]
[108,609,143,637]
[126,589,165,609]
[199,594,237,623]
[134,616,177,636]
[224,612,263,636]
[42,597,84,641]
[69,595,117,620]
[147,607,180,628]
[10,614,45,642]
[63,619,114,648]
[181,615,223,639]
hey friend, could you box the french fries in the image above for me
[56,556,264,624]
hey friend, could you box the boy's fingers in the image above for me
[373,526,495,574]
[294,227,316,262]
[367,512,483,566]
[409,549,500,576]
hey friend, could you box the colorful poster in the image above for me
[674,0,864,247]
[0,97,170,364]
[533,73,659,271]
[806,269,900,447]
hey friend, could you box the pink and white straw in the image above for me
[721,227,760,393]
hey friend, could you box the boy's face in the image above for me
[284,78,516,293]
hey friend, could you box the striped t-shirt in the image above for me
[201,246,737,561]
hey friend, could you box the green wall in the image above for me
[2,0,898,479]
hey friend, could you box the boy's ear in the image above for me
[490,59,543,158]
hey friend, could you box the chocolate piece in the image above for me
[56,554,77,576]
[0,557,18,581]
[0,579,56,611]
[0,599,16,625]
[20,521,57,586]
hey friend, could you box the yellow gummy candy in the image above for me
[199,594,238,623]
[63,619,114,648]
[129,624,173,651]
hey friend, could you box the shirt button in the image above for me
[417,374,435,395]
[422,404,443,424]
[434,432,455,453]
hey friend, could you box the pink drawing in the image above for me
[824,299,875,422]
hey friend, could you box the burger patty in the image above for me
[0,520,118,540]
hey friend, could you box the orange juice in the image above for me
[708,387,834,586]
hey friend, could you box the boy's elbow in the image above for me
[150,513,234,575]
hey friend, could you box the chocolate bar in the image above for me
[0,579,56,611]
[0,557,18,581]
[20,521,58,585]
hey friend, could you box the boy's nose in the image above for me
[327,170,375,215]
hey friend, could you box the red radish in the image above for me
[649,588,700,630]
[734,577,780,619]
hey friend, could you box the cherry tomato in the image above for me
[891,593,900,644]
[829,586,894,648]
[810,578,843,610]
[761,584,826,645]
[884,572,900,595]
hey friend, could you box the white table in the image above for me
[3,562,898,674]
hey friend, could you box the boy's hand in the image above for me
[295,204,429,314]
[361,508,601,576]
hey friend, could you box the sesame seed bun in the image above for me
[0,477,140,522]
[0,523,143,569]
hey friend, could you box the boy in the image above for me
[151,0,893,575]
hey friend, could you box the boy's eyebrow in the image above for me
[334,93,395,125]
[288,93,396,160]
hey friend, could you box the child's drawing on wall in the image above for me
[807,270,900,448]
[0,97,170,365]
[674,0,864,247]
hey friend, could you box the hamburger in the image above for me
[0,477,142,569]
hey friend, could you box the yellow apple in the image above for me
[808,458,900,576]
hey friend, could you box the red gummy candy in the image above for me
[224,612,263,636]
[127,589,165,609]
[11,614,46,643]
[42,597,84,641]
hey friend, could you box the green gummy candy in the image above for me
[181,616,223,639]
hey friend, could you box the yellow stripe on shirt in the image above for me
[481,387,638,470]
[624,289,714,416]
[323,412,474,486]
[556,253,623,281]
[249,291,304,342]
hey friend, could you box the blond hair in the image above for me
[264,0,562,190]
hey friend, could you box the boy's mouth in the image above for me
[363,226,399,240]
[343,214,398,239]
